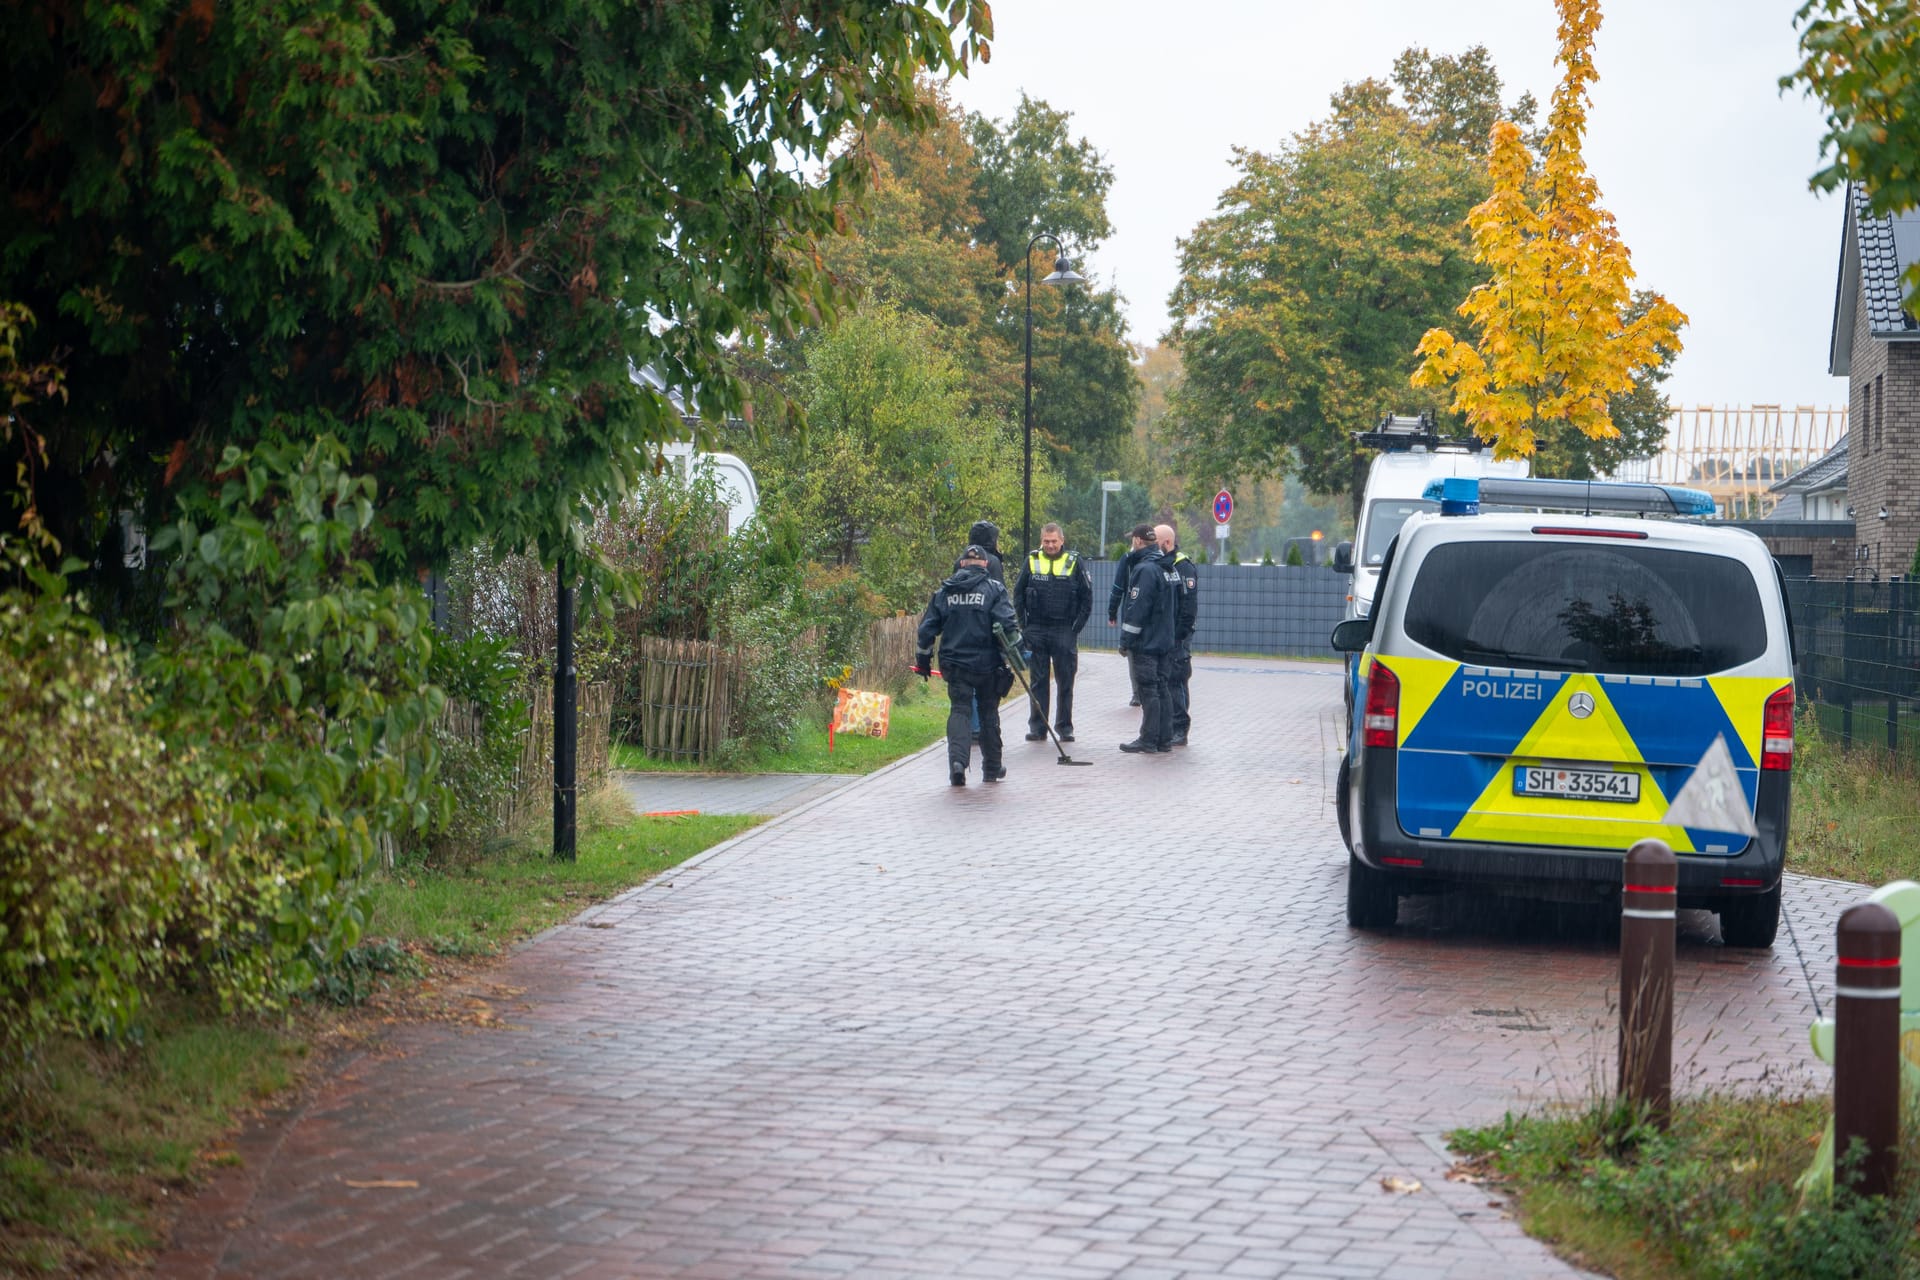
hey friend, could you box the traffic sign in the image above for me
[1212,489,1233,524]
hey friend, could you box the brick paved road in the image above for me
[155,653,1855,1280]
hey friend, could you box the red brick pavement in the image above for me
[152,653,1857,1279]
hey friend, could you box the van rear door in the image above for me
[1388,535,1782,854]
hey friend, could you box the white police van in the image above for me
[1331,477,1797,948]
[1332,415,1530,622]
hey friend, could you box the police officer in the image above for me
[914,544,1023,786]
[958,519,1006,585]
[1116,529,1178,753]
[1013,522,1093,743]
[1108,523,1157,707]
[1156,523,1198,746]
[953,519,1005,740]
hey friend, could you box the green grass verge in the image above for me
[1452,1093,1920,1280]
[0,792,756,1275]
[361,807,762,955]
[0,1010,305,1275]
[1788,715,1920,884]
[613,681,992,776]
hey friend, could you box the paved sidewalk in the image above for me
[616,772,858,818]
[155,652,1850,1279]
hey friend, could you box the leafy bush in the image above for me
[415,631,526,864]
[142,436,442,1006]
[0,553,212,1043]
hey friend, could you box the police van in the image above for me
[1333,415,1530,622]
[1330,477,1796,948]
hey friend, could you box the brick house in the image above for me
[1828,181,1920,578]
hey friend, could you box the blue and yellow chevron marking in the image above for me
[1378,656,1785,856]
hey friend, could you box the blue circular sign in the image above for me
[1212,489,1233,524]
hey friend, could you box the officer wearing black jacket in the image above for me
[952,519,1005,740]
[956,519,1006,586]
[1107,524,1157,707]
[1117,537,1179,753]
[1013,522,1093,743]
[915,545,1023,786]
[1157,523,1199,746]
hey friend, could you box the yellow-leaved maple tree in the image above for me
[1411,0,1686,459]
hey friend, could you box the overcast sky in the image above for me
[942,0,1848,412]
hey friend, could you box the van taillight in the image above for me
[1762,684,1794,771]
[1364,659,1400,748]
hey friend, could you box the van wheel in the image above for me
[1347,854,1398,929]
[1335,756,1354,854]
[1718,884,1781,950]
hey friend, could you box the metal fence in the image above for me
[1785,576,1920,757]
[1078,561,1347,658]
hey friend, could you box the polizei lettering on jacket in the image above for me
[947,592,987,607]
[1462,678,1545,700]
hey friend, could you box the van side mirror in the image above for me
[1332,541,1354,574]
[1330,618,1373,653]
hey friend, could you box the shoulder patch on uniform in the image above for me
[1129,586,1138,599]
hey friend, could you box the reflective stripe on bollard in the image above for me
[1834,901,1901,1199]
[1619,838,1676,1126]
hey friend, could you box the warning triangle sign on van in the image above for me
[1660,734,1758,838]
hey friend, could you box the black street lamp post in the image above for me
[553,556,577,861]
[1022,232,1085,560]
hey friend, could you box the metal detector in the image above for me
[994,624,1094,767]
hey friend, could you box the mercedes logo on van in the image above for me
[1568,691,1596,720]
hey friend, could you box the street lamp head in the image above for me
[1042,254,1086,287]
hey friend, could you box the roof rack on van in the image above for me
[1351,412,1490,454]
[1418,476,1718,517]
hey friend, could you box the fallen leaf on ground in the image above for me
[1380,1176,1422,1194]
[343,1179,419,1189]
[1446,1166,1487,1185]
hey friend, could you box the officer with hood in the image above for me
[914,544,1024,786]
[957,519,1006,585]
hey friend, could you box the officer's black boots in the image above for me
[950,767,966,787]
[1119,738,1160,754]
[982,764,1007,782]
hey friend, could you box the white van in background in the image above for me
[631,362,760,534]
[1332,415,1529,620]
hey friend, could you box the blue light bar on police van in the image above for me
[1420,477,1717,517]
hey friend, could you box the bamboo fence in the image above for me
[634,636,738,763]
[439,680,613,836]
[849,615,919,695]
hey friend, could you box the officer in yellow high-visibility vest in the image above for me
[1013,522,1094,743]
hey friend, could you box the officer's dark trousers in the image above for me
[944,666,1001,773]
[1127,650,1171,748]
[1024,626,1078,735]
[1169,643,1192,736]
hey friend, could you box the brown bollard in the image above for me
[1834,901,1902,1198]
[1619,839,1677,1126]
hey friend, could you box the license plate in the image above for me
[1513,765,1640,803]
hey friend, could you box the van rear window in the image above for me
[1403,541,1768,677]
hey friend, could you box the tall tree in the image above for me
[968,94,1116,271]
[750,305,1038,611]
[1164,59,1506,504]
[1,1,991,573]
[1411,0,1685,461]
[968,96,1138,514]
[1786,0,1920,263]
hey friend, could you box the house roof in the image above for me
[1766,436,1848,503]
[1831,183,1920,375]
